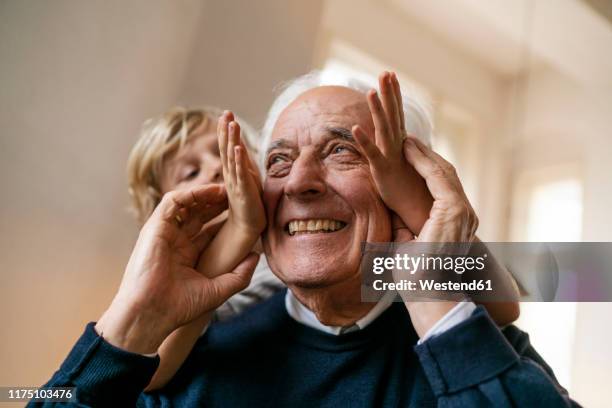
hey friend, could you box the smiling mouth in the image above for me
[286,219,347,236]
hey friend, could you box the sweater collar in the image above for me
[285,289,396,335]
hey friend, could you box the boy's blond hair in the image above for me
[127,106,258,223]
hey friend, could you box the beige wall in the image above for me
[0,0,323,387]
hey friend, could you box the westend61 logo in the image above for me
[359,242,511,302]
[362,241,612,303]
[371,253,488,275]
[368,252,493,294]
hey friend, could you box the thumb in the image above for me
[203,252,259,309]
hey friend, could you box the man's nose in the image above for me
[284,154,326,200]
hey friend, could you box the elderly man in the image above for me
[35,72,577,407]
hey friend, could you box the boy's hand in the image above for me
[218,111,266,236]
[352,71,433,235]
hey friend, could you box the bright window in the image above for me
[526,179,583,242]
[513,169,583,392]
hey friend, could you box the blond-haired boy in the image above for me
[127,107,282,389]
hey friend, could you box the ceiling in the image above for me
[583,0,612,25]
[388,0,612,86]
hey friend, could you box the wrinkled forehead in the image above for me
[270,86,372,145]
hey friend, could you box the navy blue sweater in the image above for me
[33,291,578,407]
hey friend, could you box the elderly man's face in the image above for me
[263,86,392,288]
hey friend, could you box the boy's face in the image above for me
[159,124,222,193]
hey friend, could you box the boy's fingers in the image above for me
[236,134,256,175]
[352,125,383,165]
[232,131,262,194]
[379,71,402,142]
[227,121,240,183]
[235,145,247,189]
[243,140,259,175]
[218,114,229,176]
[366,89,392,152]
[391,72,406,132]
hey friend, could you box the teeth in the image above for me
[322,219,330,231]
[287,219,345,235]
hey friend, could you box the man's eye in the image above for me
[332,144,353,154]
[268,154,287,167]
[266,154,292,177]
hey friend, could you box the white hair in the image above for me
[259,70,434,172]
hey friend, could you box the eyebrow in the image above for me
[265,139,293,156]
[325,126,355,143]
[265,126,356,157]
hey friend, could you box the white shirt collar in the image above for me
[285,289,396,335]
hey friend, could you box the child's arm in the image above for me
[353,71,520,326]
[145,111,265,391]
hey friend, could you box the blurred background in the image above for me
[1,0,611,406]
